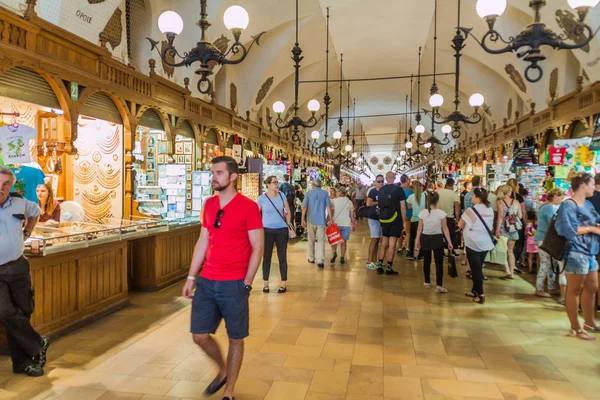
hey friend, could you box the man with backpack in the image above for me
[279,175,295,224]
[376,171,407,275]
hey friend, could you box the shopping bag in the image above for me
[326,223,344,246]
[448,254,458,278]
[485,236,508,265]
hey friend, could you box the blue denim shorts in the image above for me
[565,251,600,275]
[338,226,351,241]
[367,218,382,238]
[191,277,249,339]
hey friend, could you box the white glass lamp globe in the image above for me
[307,99,320,112]
[311,130,320,140]
[405,141,413,149]
[327,147,334,152]
[400,150,406,156]
[441,124,452,134]
[424,142,432,149]
[345,144,352,152]
[333,130,342,139]
[415,124,426,134]
[469,93,485,107]
[223,6,249,30]
[158,11,184,35]
[476,0,507,18]
[568,0,600,8]
[397,155,402,160]
[272,101,285,114]
[352,152,357,158]
[429,93,444,108]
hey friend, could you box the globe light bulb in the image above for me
[424,142,432,149]
[327,147,334,152]
[223,5,249,30]
[273,101,285,114]
[469,93,485,107]
[429,93,444,108]
[405,141,413,149]
[311,130,320,140]
[307,99,320,112]
[158,11,184,35]
[333,130,342,139]
[415,124,425,134]
[476,0,507,18]
[397,155,402,160]
[568,0,600,9]
[345,144,352,152]
[400,150,406,156]
[352,152,357,158]
[441,124,452,134]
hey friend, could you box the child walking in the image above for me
[526,210,539,274]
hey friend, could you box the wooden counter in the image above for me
[129,224,201,291]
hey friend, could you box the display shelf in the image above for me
[239,173,260,201]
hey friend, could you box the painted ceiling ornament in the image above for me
[88,0,106,3]
[377,164,384,171]
[555,10,591,53]
[160,40,175,78]
[213,34,231,54]
[255,76,274,105]
[99,7,123,50]
[370,156,379,165]
[582,69,590,82]
[230,83,237,111]
[505,64,527,94]
[383,156,392,165]
[548,68,559,102]
[507,98,513,121]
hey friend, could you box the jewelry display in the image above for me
[81,186,115,205]
[73,160,97,184]
[97,126,120,154]
[92,151,102,163]
[97,164,121,189]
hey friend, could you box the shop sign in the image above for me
[70,82,79,100]
[513,147,534,166]
[590,115,600,151]
[548,146,566,165]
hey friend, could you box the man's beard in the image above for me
[212,181,231,191]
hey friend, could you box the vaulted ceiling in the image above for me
[93,0,600,160]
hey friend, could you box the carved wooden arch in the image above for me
[135,105,172,140]
[201,126,225,148]
[77,88,132,131]
[564,117,590,139]
[540,127,558,149]
[174,117,201,144]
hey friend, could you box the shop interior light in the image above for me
[424,142,432,148]
[469,93,485,108]
[327,147,334,152]
[333,130,342,139]
[567,0,600,9]
[429,93,444,108]
[400,150,406,156]
[307,99,321,112]
[345,144,352,151]
[415,125,425,134]
[352,152,357,158]
[405,141,413,149]
[273,101,285,114]
[475,0,507,19]
[158,10,184,34]
[223,5,249,30]
[441,124,452,134]
[311,130,320,140]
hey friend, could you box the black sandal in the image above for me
[263,286,269,293]
[278,287,287,294]
[473,294,486,304]
[466,271,472,279]
[465,291,477,298]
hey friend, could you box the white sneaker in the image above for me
[423,283,431,289]
[436,286,448,294]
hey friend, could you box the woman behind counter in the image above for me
[36,183,60,225]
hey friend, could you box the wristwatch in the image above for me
[244,284,252,293]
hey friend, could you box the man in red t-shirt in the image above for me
[182,156,264,400]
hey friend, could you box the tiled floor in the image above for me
[2,222,600,399]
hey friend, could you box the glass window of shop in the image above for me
[75,91,124,224]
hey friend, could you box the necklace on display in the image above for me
[81,186,114,205]
[73,160,98,184]
[96,126,121,154]
[97,164,121,189]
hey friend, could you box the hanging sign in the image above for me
[512,146,534,166]
[70,82,79,101]
[590,114,600,151]
[548,146,566,165]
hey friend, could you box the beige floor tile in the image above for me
[384,376,423,399]
[322,342,355,360]
[296,327,330,347]
[384,346,416,365]
[401,365,456,379]
[284,355,335,371]
[333,359,352,373]
[240,365,314,384]
[130,364,174,379]
[111,377,178,396]
[533,379,586,400]
[497,384,546,400]
[55,387,107,400]
[454,368,534,386]
[559,368,600,398]
[259,343,323,357]
[308,370,350,396]
[346,365,384,396]
[264,382,309,400]
[304,393,344,400]
[421,379,504,399]
[97,392,144,400]
[352,344,383,367]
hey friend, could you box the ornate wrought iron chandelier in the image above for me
[147,0,265,95]
[465,0,599,83]
[424,0,487,143]
[272,0,322,143]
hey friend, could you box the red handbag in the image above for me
[326,223,344,245]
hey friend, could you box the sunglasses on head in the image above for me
[214,209,224,228]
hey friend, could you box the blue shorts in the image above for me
[565,252,600,275]
[338,226,351,241]
[368,218,382,238]
[191,277,249,339]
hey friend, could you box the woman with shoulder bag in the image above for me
[495,185,522,280]
[555,173,600,341]
[330,187,356,264]
[257,176,292,294]
[458,188,495,304]
[415,191,454,293]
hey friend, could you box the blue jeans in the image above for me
[367,218,382,238]
[565,251,599,275]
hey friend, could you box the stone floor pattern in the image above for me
[1,222,600,399]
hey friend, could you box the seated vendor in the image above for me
[36,183,60,225]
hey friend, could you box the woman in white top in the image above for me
[330,187,356,264]
[458,188,495,304]
[495,185,522,280]
[415,191,454,293]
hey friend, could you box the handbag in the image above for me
[326,223,344,245]
[447,254,458,278]
[265,193,297,239]
[485,236,508,265]
[472,206,498,246]
[540,199,576,261]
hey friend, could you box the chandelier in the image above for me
[424,0,487,143]
[465,0,599,83]
[148,1,265,95]
[272,0,321,143]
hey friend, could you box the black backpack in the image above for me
[378,186,396,222]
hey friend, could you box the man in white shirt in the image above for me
[436,178,460,254]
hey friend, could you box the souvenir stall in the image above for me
[550,137,600,193]
[199,128,222,171]
[239,156,262,201]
